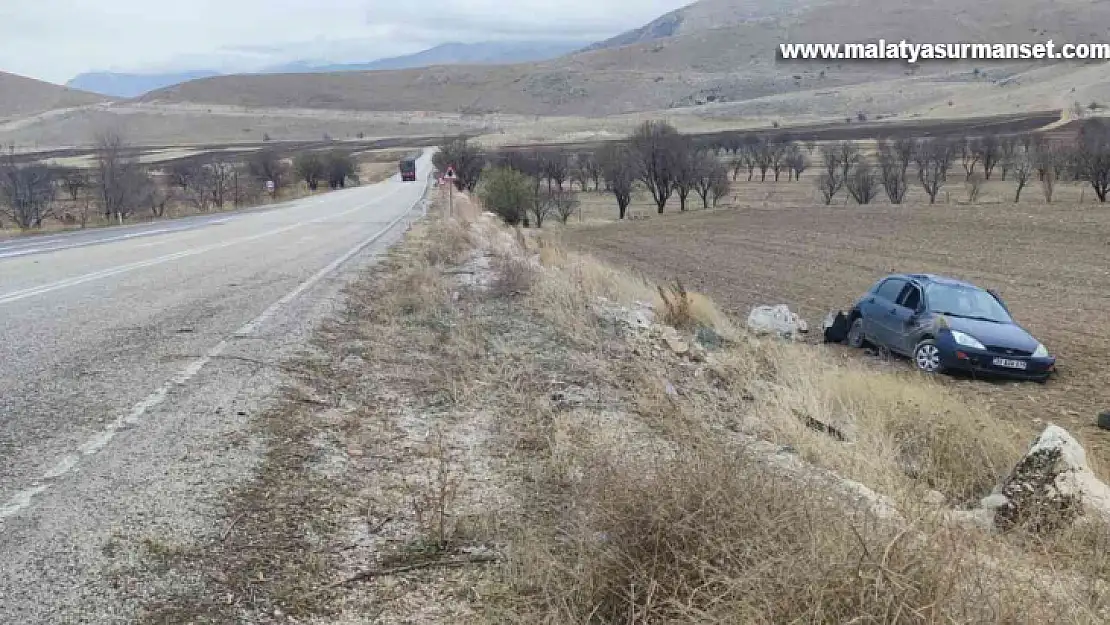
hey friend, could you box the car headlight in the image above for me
[950,330,985,350]
[1033,343,1049,358]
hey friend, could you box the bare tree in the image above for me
[977,134,1001,179]
[61,170,87,202]
[671,142,701,211]
[0,153,57,229]
[730,157,744,181]
[914,138,955,204]
[324,150,356,189]
[710,166,731,206]
[207,157,235,208]
[753,138,774,181]
[570,154,590,191]
[965,171,984,203]
[93,129,146,222]
[785,144,807,180]
[1010,147,1034,202]
[582,151,602,191]
[630,120,685,213]
[836,141,860,185]
[528,188,552,227]
[877,140,908,204]
[846,159,879,204]
[433,136,485,192]
[693,153,728,209]
[816,144,843,204]
[997,136,1018,180]
[597,142,638,219]
[960,138,981,180]
[1074,118,1110,202]
[247,149,289,196]
[545,188,580,224]
[294,152,326,191]
[769,139,789,181]
[1041,166,1056,203]
[542,150,569,191]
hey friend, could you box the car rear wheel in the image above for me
[913,339,945,374]
[847,317,865,348]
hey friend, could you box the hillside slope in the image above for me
[120,0,1110,117]
[0,72,112,119]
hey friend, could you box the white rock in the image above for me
[923,490,947,507]
[747,305,808,339]
[995,424,1110,530]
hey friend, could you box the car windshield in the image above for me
[926,283,1012,323]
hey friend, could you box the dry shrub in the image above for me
[499,439,1070,624]
[422,216,473,266]
[742,340,1025,503]
[657,280,694,330]
[491,256,536,297]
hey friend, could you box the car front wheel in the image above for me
[913,339,945,374]
[847,317,865,348]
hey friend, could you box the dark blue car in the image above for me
[844,273,1056,381]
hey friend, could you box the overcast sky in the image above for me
[0,0,691,84]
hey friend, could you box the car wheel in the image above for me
[913,339,945,374]
[847,317,865,348]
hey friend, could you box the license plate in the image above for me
[992,357,1027,370]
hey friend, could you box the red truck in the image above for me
[399,156,417,181]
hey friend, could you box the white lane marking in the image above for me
[0,226,202,260]
[0,173,428,522]
[234,205,417,338]
[0,189,403,306]
[0,248,45,259]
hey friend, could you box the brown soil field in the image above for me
[563,180,1110,465]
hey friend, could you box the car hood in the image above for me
[941,316,1041,351]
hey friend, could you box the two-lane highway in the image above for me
[0,149,434,622]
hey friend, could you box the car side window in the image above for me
[898,284,922,311]
[875,279,906,302]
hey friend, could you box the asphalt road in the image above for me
[0,149,434,623]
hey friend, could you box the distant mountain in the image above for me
[66,70,222,98]
[262,40,591,74]
[65,40,589,99]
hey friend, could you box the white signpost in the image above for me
[265,180,275,195]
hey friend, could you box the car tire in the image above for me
[913,338,945,374]
[847,317,866,348]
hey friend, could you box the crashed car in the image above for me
[826,273,1056,381]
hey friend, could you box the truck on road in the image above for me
[399,156,417,182]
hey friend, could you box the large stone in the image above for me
[747,305,808,340]
[994,425,1110,532]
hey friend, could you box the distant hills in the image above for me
[66,70,223,99]
[65,40,591,98]
[0,71,114,119]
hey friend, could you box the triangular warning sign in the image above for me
[444,166,457,179]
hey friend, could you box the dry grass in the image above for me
[126,191,1110,622]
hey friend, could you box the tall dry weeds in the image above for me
[354,210,1107,623]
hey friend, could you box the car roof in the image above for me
[885,273,979,289]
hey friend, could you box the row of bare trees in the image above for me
[0,132,360,231]
[814,122,1110,206]
[451,117,1110,227]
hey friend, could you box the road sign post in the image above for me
[444,166,457,217]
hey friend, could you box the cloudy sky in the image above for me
[0,0,690,84]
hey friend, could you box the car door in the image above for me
[863,278,907,348]
[889,283,923,355]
